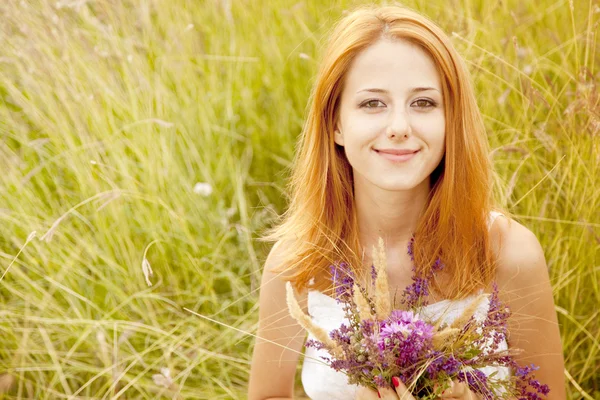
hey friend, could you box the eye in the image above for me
[413,99,437,108]
[360,99,385,109]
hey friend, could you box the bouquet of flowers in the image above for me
[286,237,550,399]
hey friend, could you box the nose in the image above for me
[386,108,411,140]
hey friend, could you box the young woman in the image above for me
[248,4,565,400]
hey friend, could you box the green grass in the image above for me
[0,0,598,398]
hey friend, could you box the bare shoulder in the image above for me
[247,239,309,399]
[488,215,548,288]
[262,239,309,307]
[488,215,566,398]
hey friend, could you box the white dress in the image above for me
[301,211,510,400]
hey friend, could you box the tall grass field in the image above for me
[0,0,598,398]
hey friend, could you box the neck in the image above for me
[354,177,431,262]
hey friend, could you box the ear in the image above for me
[334,126,344,147]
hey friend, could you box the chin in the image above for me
[376,181,420,191]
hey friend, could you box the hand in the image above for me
[356,376,416,399]
[435,379,482,400]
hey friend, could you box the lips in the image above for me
[374,149,419,162]
[375,149,419,155]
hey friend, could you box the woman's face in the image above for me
[334,38,446,192]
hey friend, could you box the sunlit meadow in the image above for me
[0,0,598,399]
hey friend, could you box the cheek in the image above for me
[415,117,445,148]
[431,132,446,151]
[340,132,374,169]
[343,122,380,150]
[414,112,444,130]
[431,136,446,163]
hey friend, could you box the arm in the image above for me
[490,217,567,400]
[248,241,308,400]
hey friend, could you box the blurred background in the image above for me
[0,0,598,398]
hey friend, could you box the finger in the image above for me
[452,380,466,398]
[440,380,467,398]
[356,386,381,399]
[391,376,415,400]
[434,380,452,397]
[379,387,400,399]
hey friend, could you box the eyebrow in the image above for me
[356,87,440,94]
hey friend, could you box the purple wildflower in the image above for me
[305,339,327,351]
[400,235,445,309]
[374,311,435,368]
[426,352,461,379]
[329,262,355,302]
[512,363,551,399]
[370,262,378,290]
[360,319,375,337]
[407,235,415,260]
[456,369,494,399]
[472,282,510,354]
[373,374,387,388]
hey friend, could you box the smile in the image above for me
[374,149,419,163]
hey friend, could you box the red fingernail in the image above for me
[392,376,400,388]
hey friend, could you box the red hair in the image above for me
[259,3,510,299]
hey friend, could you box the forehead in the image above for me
[343,38,442,92]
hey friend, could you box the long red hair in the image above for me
[259,3,510,299]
